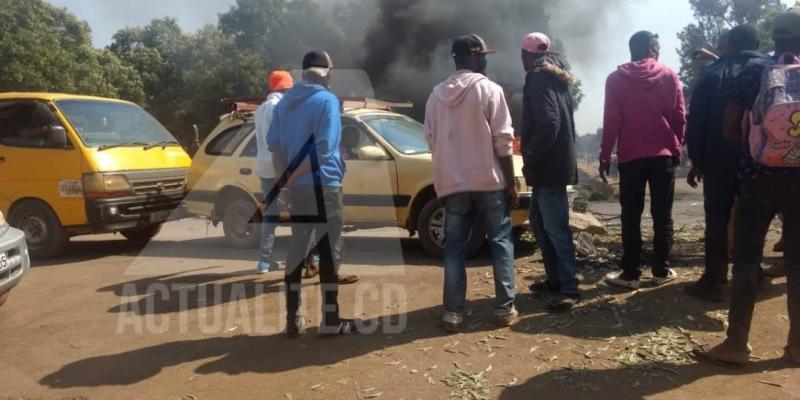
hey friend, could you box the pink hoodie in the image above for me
[425,71,514,198]
[601,58,686,163]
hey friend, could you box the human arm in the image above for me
[486,83,517,203]
[671,73,688,154]
[600,76,621,183]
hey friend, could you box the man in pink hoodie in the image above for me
[600,31,687,290]
[425,34,518,332]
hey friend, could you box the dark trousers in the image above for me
[285,186,344,327]
[618,156,676,278]
[726,176,800,351]
[702,166,739,284]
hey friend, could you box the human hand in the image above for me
[687,166,703,188]
[599,160,611,184]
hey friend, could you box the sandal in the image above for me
[691,345,749,369]
[337,274,359,285]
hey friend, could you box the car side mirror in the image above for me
[358,145,389,160]
[49,125,68,148]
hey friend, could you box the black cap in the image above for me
[302,50,334,70]
[451,34,497,57]
[629,31,659,51]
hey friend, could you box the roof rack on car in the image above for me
[219,96,414,120]
[341,97,413,111]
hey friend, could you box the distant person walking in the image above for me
[425,34,518,332]
[268,50,360,337]
[600,31,687,290]
[696,7,800,367]
[518,32,581,313]
[685,25,763,301]
[255,71,293,274]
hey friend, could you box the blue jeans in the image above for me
[443,190,516,314]
[529,186,579,295]
[259,178,278,263]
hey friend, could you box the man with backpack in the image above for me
[685,25,763,302]
[695,7,800,366]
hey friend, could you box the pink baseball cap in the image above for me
[521,32,551,54]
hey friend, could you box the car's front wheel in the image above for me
[417,198,484,259]
[222,197,262,248]
[9,200,68,260]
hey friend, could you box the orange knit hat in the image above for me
[268,71,294,91]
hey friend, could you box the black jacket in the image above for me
[521,54,578,188]
[686,50,764,171]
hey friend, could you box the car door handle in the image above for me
[0,155,5,163]
[239,168,252,176]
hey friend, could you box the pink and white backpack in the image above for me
[749,54,800,167]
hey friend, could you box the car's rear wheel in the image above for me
[9,200,68,260]
[121,224,163,246]
[417,198,484,259]
[222,197,261,248]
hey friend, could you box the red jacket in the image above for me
[601,58,686,163]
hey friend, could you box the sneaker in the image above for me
[652,269,678,286]
[605,271,640,290]
[547,294,581,314]
[442,311,463,333]
[319,319,363,336]
[286,315,306,339]
[257,260,280,274]
[494,307,519,327]
[685,279,726,302]
[529,280,561,295]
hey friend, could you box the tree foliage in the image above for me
[0,0,144,103]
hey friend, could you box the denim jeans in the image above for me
[725,175,800,351]
[443,190,516,314]
[701,166,739,284]
[618,156,676,278]
[259,178,278,263]
[284,186,344,327]
[529,186,579,295]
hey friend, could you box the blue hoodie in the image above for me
[267,83,343,187]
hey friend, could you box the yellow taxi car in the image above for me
[185,99,531,258]
[0,93,191,259]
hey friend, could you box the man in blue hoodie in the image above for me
[268,50,358,337]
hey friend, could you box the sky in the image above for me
[42,0,773,134]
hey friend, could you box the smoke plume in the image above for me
[358,0,625,119]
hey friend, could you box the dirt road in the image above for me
[1,182,798,400]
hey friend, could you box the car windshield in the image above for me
[361,114,429,155]
[55,99,175,147]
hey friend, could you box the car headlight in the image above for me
[83,173,132,199]
[0,211,6,227]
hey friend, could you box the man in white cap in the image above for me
[519,32,581,313]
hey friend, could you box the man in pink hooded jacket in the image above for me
[600,31,687,290]
[425,34,518,333]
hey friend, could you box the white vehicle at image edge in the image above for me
[0,211,30,309]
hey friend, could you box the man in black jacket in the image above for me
[685,24,763,302]
[519,32,580,313]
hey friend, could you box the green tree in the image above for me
[677,0,785,96]
[0,0,144,103]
